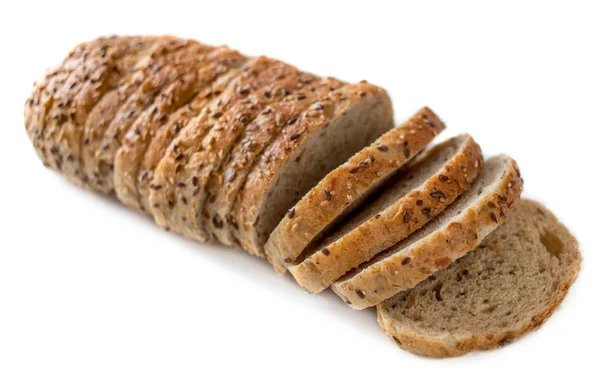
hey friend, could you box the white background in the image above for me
[1,1,598,379]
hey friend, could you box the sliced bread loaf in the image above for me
[377,199,581,358]
[232,82,394,257]
[265,107,445,271]
[332,155,523,309]
[290,134,483,293]
[204,77,346,245]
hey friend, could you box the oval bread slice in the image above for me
[332,155,523,309]
[290,134,483,293]
[265,106,442,269]
[377,199,581,358]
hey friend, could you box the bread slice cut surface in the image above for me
[266,107,445,272]
[332,155,523,309]
[377,199,581,358]
[233,81,394,257]
[289,134,483,293]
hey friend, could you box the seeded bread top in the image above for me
[26,36,161,187]
[137,52,249,213]
[93,42,217,194]
[377,199,581,358]
[114,48,247,211]
[149,57,299,240]
[81,39,218,193]
[204,76,346,246]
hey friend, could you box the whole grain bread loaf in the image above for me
[377,199,581,357]
[24,36,577,358]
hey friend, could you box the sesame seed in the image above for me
[401,257,411,265]
[287,208,295,218]
[323,189,332,201]
[377,145,389,152]
[439,174,449,182]
[321,248,330,256]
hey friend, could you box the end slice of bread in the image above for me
[290,134,482,293]
[332,155,523,309]
[376,199,582,358]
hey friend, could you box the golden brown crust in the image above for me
[267,107,446,273]
[80,38,207,192]
[91,41,216,193]
[26,36,156,185]
[232,82,393,257]
[44,36,161,186]
[332,156,523,309]
[290,134,483,293]
[114,48,247,211]
[205,76,346,246]
[135,52,249,213]
[149,57,299,240]
[376,199,582,358]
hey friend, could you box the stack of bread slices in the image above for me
[24,35,581,358]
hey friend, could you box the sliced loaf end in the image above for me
[376,199,582,358]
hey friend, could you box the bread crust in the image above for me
[376,199,582,358]
[92,42,217,194]
[290,134,483,293]
[136,54,249,213]
[26,36,159,187]
[114,48,247,211]
[233,82,393,257]
[332,156,523,309]
[267,107,446,273]
[149,57,299,240]
[204,77,346,245]
[81,38,216,192]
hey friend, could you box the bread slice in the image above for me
[137,57,250,214]
[233,81,394,257]
[290,134,483,292]
[114,48,247,211]
[377,199,581,358]
[93,43,218,194]
[266,107,445,272]
[149,57,300,239]
[332,155,523,309]
[26,36,160,188]
[204,77,346,246]
[82,41,229,194]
